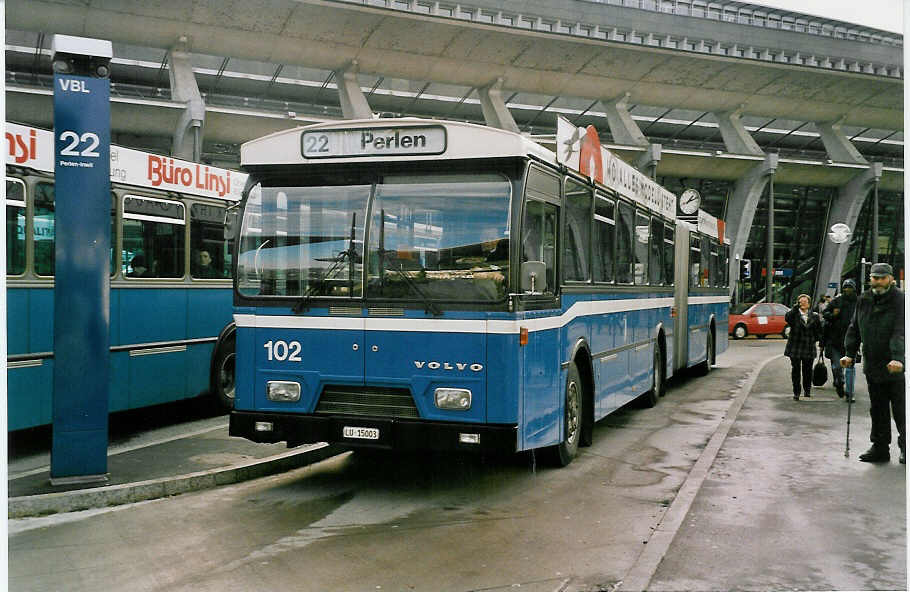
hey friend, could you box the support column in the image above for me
[714,107,763,156]
[715,106,772,296]
[765,175,774,301]
[636,143,661,179]
[816,119,868,164]
[168,40,205,162]
[335,62,372,119]
[725,154,779,295]
[477,78,519,133]
[600,93,659,177]
[813,163,883,302]
[600,92,648,148]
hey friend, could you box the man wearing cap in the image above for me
[841,263,905,464]
[823,278,858,398]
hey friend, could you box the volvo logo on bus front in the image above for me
[414,361,484,372]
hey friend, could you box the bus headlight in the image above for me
[435,388,472,410]
[267,381,301,402]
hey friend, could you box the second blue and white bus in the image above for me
[6,122,246,431]
[228,117,729,465]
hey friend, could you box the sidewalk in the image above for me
[647,354,907,592]
[8,425,343,518]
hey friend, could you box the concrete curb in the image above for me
[617,353,783,591]
[9,443,345,519]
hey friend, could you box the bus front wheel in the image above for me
[211,332,236,411]
[548,362,582,467]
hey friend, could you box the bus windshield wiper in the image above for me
[293,212,358,314]
[377,209,442,318]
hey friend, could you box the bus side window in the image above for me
[32,183,117,277]
[109,192,117,276]
[634,210,650,285]
[6,178,26,276]
[122,195,186,279]
[710,241,720,287]
[521,199,558,294]
[563,179,591,282]
[663,223,675,287]
[649,216,663,285]
[190,203,231,279]
[616,201,634,284]
[700,235,710,287]
[689,233,700,289]
[33,182,56,276]
[593,194,614,283]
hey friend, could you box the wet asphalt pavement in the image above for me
[7,339,907,591]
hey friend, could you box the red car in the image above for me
[729,302,792,339]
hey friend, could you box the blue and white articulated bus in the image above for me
[228,116,729,465]
[6,122,245,431]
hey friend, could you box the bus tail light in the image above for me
[519,327,528,346]
[670,306,677,318]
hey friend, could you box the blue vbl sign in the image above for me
[52,72,112,480]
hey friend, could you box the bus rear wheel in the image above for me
[640,346,664,408]
[694,330,714,376]
[548,362,582,467]
[211,333,236,411]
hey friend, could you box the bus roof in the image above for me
[6,122,246,201]
[240,118,557,168]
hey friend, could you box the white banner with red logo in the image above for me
[556,115,676,219]
[6,122,246,201]
[698,208,728,244]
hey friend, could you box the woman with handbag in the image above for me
[785,293,823,400]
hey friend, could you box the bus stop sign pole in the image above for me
[50,35,113,484]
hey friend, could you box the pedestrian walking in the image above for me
[841,263,906,464]
[785,294,822,400]
[823,279,858,399]
[814,295,832,316]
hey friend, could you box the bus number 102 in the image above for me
[263,340,302,362]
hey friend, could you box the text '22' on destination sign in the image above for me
[301,126,446,158]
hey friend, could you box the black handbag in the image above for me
[812,350,828,386]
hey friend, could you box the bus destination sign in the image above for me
[301,126,446,159]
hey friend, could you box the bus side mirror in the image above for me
[521,261,547,294]
[224,207,239,240]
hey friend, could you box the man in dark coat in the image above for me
[785,294,822,400]
[841,263,906,464]
[823,279,858,398]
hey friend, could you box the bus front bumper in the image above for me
[230,411,518,453]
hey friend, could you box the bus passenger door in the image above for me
[518,191,561,450]
[521,316,560,449]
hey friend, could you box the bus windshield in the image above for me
[237,173,512,303]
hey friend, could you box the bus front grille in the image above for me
[315,385,419,418]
